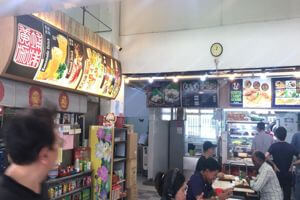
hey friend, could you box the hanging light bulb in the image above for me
[125,79,130,84]
[229,74,236,81]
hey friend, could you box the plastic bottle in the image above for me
[75,158,80,173]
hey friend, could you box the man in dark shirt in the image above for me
[291,132,300,200]
[187,158,232,200]
[266,126,299,200]
[195,141,217,172]
[0,108,61,200]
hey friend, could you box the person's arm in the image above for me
[265,151,280,172]
[250,167,271,192]
[291,134,297,147]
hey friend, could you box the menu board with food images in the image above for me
[230,79,243,107]
[243,78,271,108]
[6,15,122,99]
[182,80,218,107]
[147,82,180,107]
[272,78,300,107]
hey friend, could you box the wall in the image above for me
[124,86,149,136]
[120,0,300,74]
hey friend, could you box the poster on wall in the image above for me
[272,78,300,107]
[230,79,243,107]
[243,78,271,108]
[182,80,218,107]
[147,82,180,107]
[6,15,44,79]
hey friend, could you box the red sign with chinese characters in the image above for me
[29,86,42,107]
[13,23,43,69]
[59,92,69,110]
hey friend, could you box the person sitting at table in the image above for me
[155,168,198,200]
[248,151,283,200]
[195,141,224,178]
[187,158,233,200]
[265,127,299,200]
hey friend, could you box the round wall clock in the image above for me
[210,43,223,57]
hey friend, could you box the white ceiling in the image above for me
[120,0,300,36]
[0,0,120,17]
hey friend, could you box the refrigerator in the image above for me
[169,120,185,171]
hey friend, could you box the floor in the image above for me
[137,175,160,200]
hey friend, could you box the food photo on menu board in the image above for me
[33,24,74,88]
[243,78,271,108]
[147,82,180,107]
[272,78,300,107]
[6,15,44,79]
[182,80,218,107]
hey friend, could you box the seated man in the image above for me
[249,151,283,200]
[187,158,232,200]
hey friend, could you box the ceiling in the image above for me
[120,0,300,35]
[0,0,120,17]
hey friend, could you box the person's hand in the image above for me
[245,176,251,185]
[217,172,225,179]
[196,193,204,200]
[218,188,233,200]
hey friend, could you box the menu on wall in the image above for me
[182,80,218,107]
[243,78,271,108]
[147,82,180,107]
[272,78,300,107]
[230,79,243,106]
[5,15,122,99]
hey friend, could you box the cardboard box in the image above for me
[127,185,137,200]
[124,124,134,133]
[126,163,137,188]
[127,132,137,159]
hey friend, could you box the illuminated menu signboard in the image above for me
[272,78,300,107]
[6,15,121,99]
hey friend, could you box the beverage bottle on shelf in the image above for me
[75,158,80,173]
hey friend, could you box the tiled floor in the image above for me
[137,175,160,200]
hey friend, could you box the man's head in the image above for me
[3,108,59,174]
[203,141,217,157]
[257,122,265,132]
[275,126,287,141]
[201,158,220,183]
[252,151,265,169]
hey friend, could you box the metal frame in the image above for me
[81,6,112,33]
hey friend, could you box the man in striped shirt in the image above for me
[249,151,283,200]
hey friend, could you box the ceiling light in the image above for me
[173,77,178,83]
[229,74,236,81]
[148,77,154,83]
[260,72,269,79]
[200,74,207,81]
[125,79,130,84]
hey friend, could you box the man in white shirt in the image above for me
[249,151,283,200]
[251,122,274,154]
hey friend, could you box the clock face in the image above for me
[210,43,223,57]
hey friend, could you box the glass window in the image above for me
[161,108,171,121]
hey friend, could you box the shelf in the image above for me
[114,140,126,144]
[46,170,93,185]
[50,185,91,200]
[115,128,128,131]
[113,157,126,163]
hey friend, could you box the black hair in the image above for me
[202,157,220,172]
[3,107,56,165]
[275,126,287,141]
[253,151,266,162]
[155,169,185,199]
[257,122,265,131]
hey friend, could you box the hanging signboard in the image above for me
[230,79,243,107]
[242,78,271,108]
[5,15,122,99]
[182,80,218,107]
[272,77,300,107]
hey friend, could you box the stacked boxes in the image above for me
[126,125,138,200]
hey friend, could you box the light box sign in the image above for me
[230,79,243,107]
[6,15,122,99]
[272,77,300,107]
